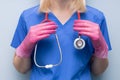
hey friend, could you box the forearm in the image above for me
[13,53,31,74]
[90,56,108,76]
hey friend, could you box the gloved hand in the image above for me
[73,20,108,58]
[16,21,57,58]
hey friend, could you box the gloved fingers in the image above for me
[33,30,56,42]
[73,23,90,28]
[40,21,56,25]
[73,27,92,32]
[79,31,99,40]
[74,20,99,28]
[40,25,58,30]
[74,20,96,25]
[32,24,57,31]
[74,19,101,41]
[73,26,100,36]
[35,34,51,41]
[32,21,56,28]
[38,30,56,35]
[73,22,97,29]
[40,21,57,26]
[26,32,52,44]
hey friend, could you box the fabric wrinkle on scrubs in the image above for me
[11,5,112,80]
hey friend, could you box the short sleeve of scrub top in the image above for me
[11,12,27,48]
[10,5,112,80]
[100,15,112,50]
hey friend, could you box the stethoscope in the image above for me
[34,11,85,69]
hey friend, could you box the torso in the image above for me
[21,5,105,80]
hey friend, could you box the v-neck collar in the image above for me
[48,12,77,27]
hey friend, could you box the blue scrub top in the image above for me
[11,5,112,80]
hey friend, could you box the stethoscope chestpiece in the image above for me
[74,37,85,50]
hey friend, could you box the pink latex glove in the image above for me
[16,21,57,58]
[73,20,108,58]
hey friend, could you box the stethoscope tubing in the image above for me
[34,11,85,68]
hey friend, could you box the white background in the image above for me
[0,0,120,80]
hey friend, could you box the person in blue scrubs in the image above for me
[11,0,112,80]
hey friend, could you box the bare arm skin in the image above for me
[13,53,31,74]
[90,56,108,76]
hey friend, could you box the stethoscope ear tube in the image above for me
[73,11,86,50]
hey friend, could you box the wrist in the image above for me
[16,44,32,58]
[93,46,108,59]
[16,40,35,58]
[92,32,109,59]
